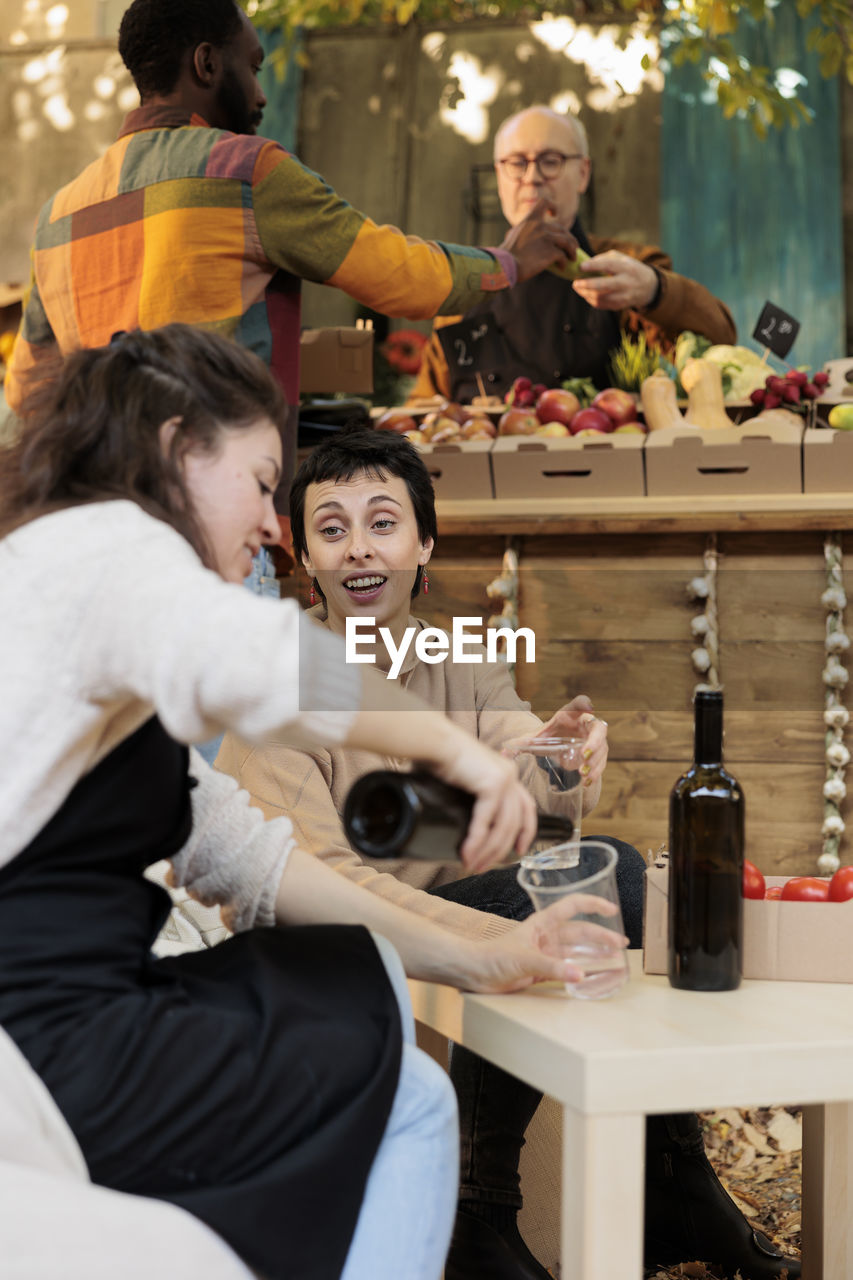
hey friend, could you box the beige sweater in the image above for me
[216,609,568,941]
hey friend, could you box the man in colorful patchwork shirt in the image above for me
[4,0,576,506]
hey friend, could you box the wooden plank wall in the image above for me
[285,527,839,877]
[426,530,833,877]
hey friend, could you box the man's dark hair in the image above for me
[290,425,437,599]
[118,0,244,98]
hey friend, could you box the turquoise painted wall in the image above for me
[258,29,302,153]
[661,8,844,370]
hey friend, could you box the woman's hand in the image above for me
[429,733,537,873]
[504,694,609,792]
[342,673,537,870]
[456,893,628,994]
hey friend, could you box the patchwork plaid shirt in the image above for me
[5,103,515,486]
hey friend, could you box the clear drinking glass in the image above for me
[506,735,585,858]
[517,840,630,1000]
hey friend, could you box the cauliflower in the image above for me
[674,331,712,373]
[701,345,769,400]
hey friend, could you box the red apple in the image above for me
[460,415,497,439]
[498,408,540,436]
[442,402,470,426]
[430,423,462,444]
[591,388,638,427]
[420,415,459,442]
[568,407,613,435]
[376,409,418,434]
[536,421,571,437]
[535,387,580,426]
[613,421,647,435]
[505,376,536,407]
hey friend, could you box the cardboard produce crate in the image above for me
[491,433,645,500]
[818,357,853,403]
[803,426,853,493]
[644,422,803,497]
[299,327,374,394]
[643,863,853,983]
[415,439,494,501]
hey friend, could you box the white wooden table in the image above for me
[409,952,853,1280]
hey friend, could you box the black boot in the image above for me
[644,1113,801,1280]
[444,1209,552,1280]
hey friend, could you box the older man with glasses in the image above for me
[409,104,736,404]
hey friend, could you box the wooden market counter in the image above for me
[434,492,853,536]
[424,492,853,876]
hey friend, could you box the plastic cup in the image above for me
[517,840,630,1000]
[508,735,585,858]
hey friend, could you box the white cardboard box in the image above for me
[644,863,853,983]
[415,439,494,500]
[644,422,803,497]
[299,328,374,394]
[802,426,853,493]
[491,433,645,500]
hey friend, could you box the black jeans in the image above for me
[428,836,646,1210]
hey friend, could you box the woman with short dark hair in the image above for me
[222,424,800,1280]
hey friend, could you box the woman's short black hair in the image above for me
[289,425,437,599]
[118,0,244,98]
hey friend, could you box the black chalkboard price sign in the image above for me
[751,301,800,361]
[436,314,505,374]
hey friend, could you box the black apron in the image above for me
[0,717,402,1280]
[439,221,621,402]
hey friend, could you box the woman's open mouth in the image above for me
[343,574,387,602]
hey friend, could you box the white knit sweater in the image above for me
[0,500,362,930]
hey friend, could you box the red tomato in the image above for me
[828,865,853,902]
[780,876,830,902]
[742,859,766,900]
[765,886,783,900]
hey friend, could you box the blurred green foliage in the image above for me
[243,0,852,135]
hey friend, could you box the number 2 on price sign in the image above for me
[453,338,473,367]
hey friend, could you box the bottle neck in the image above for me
[694,694,723,765]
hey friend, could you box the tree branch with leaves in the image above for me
[244,0,852,134]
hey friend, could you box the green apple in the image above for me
[828,404,853,431]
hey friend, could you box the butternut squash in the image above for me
[743,408,802,430]
[680,358,732,430]
[640,370,688,432]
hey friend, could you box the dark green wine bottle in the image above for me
[668,690,744,991]
[343,769,574,862]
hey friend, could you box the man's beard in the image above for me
[215,65,262,135]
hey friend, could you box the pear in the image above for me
[547,247,591,282]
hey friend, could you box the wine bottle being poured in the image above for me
[343,769,574,862]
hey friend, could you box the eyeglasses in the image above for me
[496,151,585,181]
